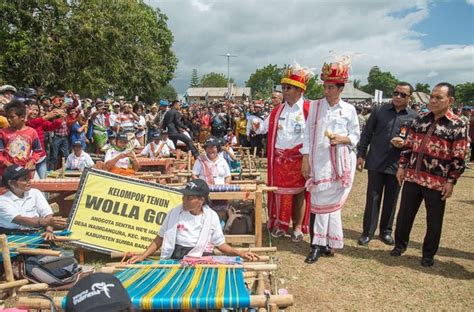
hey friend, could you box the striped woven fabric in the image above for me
[0,231,70,262]
[115,260,251,310]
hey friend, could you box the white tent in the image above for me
[341,82,373,100]
[411,91,430,104]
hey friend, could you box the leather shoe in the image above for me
[390,247,404,256]
[321,245,335,257]
[379,233,394,245]
[304,247,321,264]
[357,235,371,246]
[421,257,434,267]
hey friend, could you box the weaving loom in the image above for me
[17,251,294,310]
[0,231,70,262]
[110,259,251,310]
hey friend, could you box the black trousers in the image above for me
[309,213,316,247]
[394,181,446,259]
[250,134,263,157]
[169,133,199,158]
[362,170,400,237]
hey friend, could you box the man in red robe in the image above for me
[262,63,313,242]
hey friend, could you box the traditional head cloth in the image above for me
[280,62,314,91]
[320,54,351,84]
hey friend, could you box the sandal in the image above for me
[291,229,304,242]
[270,228,285,238]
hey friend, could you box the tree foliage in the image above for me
[304,77,324,100]
[155,84,177,101]
[353,79,362,89]
[0,0,177,100]
[246,64,284,99]
[415,83,430,94]
[199,72,229,88]
[360,66,399,97]
[455,82,474,104]
[190,69,199,87]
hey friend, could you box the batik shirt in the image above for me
[399,110,467,191]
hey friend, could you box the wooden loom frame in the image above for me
[17,247,294,311]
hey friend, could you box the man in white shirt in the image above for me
[262,63,314,242]
[301,58,360,263]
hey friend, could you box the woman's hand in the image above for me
[43,216,67,229]
[127,254,146,264]
[239,251,260,262]
[42,231,56,241]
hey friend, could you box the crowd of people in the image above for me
[0,57,472,272]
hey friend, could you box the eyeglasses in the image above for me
[393,91,410,98]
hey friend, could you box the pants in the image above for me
[239,135,249,147]
[49,136,69,170]
[169,133,199,158]
[362,170,400,237]
[250,134,263,157]
[309,211,344,249]
[36,157,48,179]
[394,181,446,259]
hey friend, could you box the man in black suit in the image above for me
[356,82,418,246]
[162,100,199,158]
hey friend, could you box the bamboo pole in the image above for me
[15,248,61,256]
[110,246,277,258]
[106,263,277,272]
[18,283,49,292]
[50,237,80,242]
[1,234,16,296]
[0,279,29,291]
[255,189,263,247]
[17,294,293,310]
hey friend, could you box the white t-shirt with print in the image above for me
[158,208,225,252]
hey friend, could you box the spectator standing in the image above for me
[391,83,468,267]
[356,82,418,246]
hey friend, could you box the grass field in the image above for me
[269,168,474,311]
[2,167,472,311]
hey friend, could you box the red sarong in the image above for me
[266,101,311,233]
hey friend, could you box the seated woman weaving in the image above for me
[128,179,259,263]
[192,136,231,185]
[104,132,141,176]
[0,164,66,240]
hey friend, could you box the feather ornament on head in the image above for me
[281,62,315,91]
[320,53,353,84]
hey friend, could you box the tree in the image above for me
[154,84,177,102]
[199,72,229,87]
[304,77,324,100]
[0,1,177,99]
[190,69,199,87]
[360,66,399,97]
[246,64,284,99]
[415,83,430,94]
[353,79,362,89]
[455,82,474,104]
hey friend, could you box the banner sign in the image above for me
[67,168,182,254]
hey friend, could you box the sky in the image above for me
[149,0,474,94]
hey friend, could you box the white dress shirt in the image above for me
[301,98,360,154]
[0,189,53,230]
[262,97,306,149]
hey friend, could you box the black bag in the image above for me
[25,255,81,286]
[224,202,255,235]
